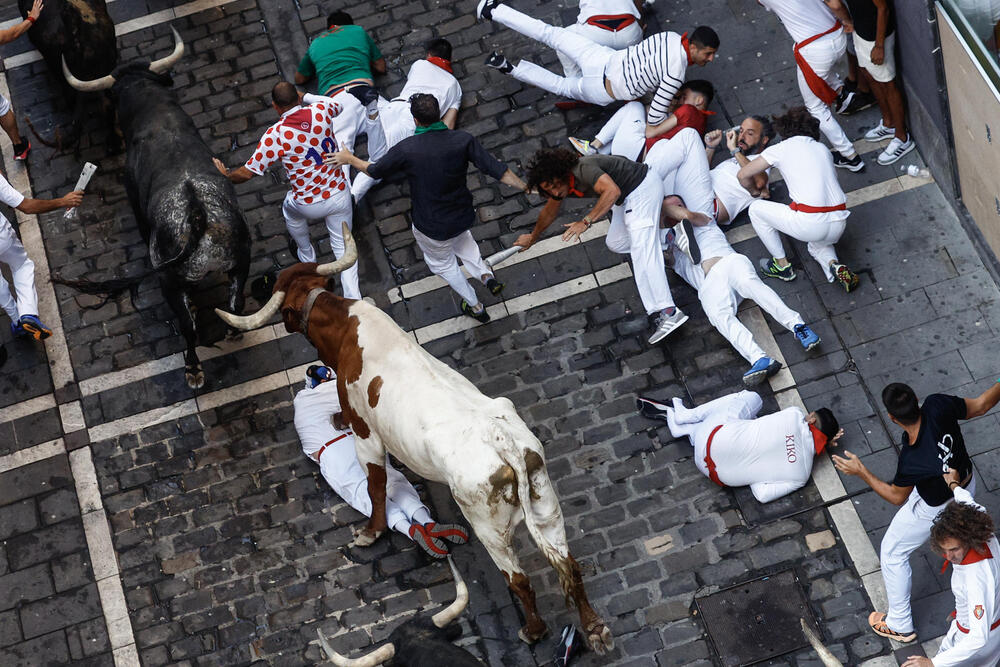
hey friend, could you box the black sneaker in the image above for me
[832,151,864,172]
[484,51,512,74]
[833,86,855,115]
[554,624,584,666]
[461,299,490,323]
[485,278,504,296]
[476,0,503,21]
[12,140,29,161]
[838,91,876,115]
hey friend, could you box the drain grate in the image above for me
[696,569,818,666]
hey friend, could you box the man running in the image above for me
[756,0,864,171]
[477,0,718,131]
[833,380,1000,643]
[331,94,526,323]
[637,391,842,503]
[294,365,469,558]
[737,107,860,292]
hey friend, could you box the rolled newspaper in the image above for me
[64,162,97,219]
[484,246,521,268]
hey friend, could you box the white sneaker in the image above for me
[568,136,597,156]
[864,121,894,142]
[876,136,915,165]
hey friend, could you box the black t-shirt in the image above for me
[366,129,507,241]
[842,0,895,43]
[892,394,970,507]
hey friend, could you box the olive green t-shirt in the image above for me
[571,155,649,205]
[298,25,383,93]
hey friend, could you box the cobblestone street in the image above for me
[1,0,999,665]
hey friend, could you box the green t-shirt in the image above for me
[297,25,383,93]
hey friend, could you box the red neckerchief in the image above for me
[567,174,585,198]
[681,32,693,65]
[323,25,345,36]
[426,56,453,73]
[808,424,828,454]
[942,543,993,573]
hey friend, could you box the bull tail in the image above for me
[493,420,576,604]
[53,181,208,299]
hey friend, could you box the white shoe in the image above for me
[876,136,915,165]
[568,136,597,156]
[864,121,894,142]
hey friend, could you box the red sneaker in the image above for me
[424,522,469,545]
[408,523,449,558]
[12,141,29,161]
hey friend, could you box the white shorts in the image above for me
[853,32,896,83]
[0,93,9,117]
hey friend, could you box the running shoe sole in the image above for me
[742,360,781,387]
[19,319,51,340]
[424,523,469,545]
[868,612,916,643]
[648,312,689,345]
[677,219,701,264]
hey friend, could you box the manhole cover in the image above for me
[696,569,818,666]
[733,483,822,527]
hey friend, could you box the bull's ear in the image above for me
[281,307,301,333]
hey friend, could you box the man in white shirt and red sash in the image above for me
[737,107,861,293]
[756,0,864,172]
[637,391,843,503]
[902,474,1000,666]
[556,0,643,78]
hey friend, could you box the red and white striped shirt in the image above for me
[245,100,346,204]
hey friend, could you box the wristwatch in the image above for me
[583,215,593,227]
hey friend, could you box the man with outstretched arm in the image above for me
[294,366,469,558]
[833,380,1000,643]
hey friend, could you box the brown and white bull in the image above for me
[216,225,613,655]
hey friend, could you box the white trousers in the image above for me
[796,32,853,155]
[318,445,430,537]
[644,127,717,220]
[557,21,642,77]
[669,390,764,461]
[748,199,847,281]
[412,226,492,306]
[352,99,415,202]
[881,478,979,633]
[594,100,646,161]
[281,191,360,299]
[493,5,616,106]
[700,254,805,364]
[604,170,673,314]
[0,221,37,321]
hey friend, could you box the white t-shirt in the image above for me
[757,0,840,43]
[0,173,24,239]
[696,406,816,503]
[711,157,772,222]
[578,0,641,21]
[759,136,848,218]
[292,380,353,458]
[398,59,462,114]
[245,100,348,205]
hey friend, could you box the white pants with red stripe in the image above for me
[882,478,978,634]
[667,390,764,479]
[796,31,853,156]
[281,190,360,299]
[594,101,646,162]
[699,254,804,364]
[0,220,37,321]
[557,20,642,77]
[317,445,429,537]
[493,5,616,106]
[748,199,847,281]
[412,226,492,307]
[603,170,674,315]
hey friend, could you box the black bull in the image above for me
[19,0,118,145]
[54,32,250,389]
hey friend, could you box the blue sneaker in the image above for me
[17,314,52,341]
[10,320,25,338]
[759,257,796,282]
[794,323,821,351]
[743,357,781,387]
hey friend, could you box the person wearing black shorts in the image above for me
[833,380,1000,643]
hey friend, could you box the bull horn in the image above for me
[214,290,285,331]
[317,629,395,667]
[149,27,185,74]
[62,57,116,92]
[316,222,358,276]
[431,556,469,628]
[800,619,843,667]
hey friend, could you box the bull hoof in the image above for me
[585,621,614,655]
[185,368,205,389]
[351,527,383,548]
[517,624,549,645]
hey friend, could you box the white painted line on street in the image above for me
[4,0,242,70]
[58,400,86,433]
[87,399,197,443]
[69,446,103,514]
[195,369,289,413]
[0,392,55,425]
[0,437,64,474]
